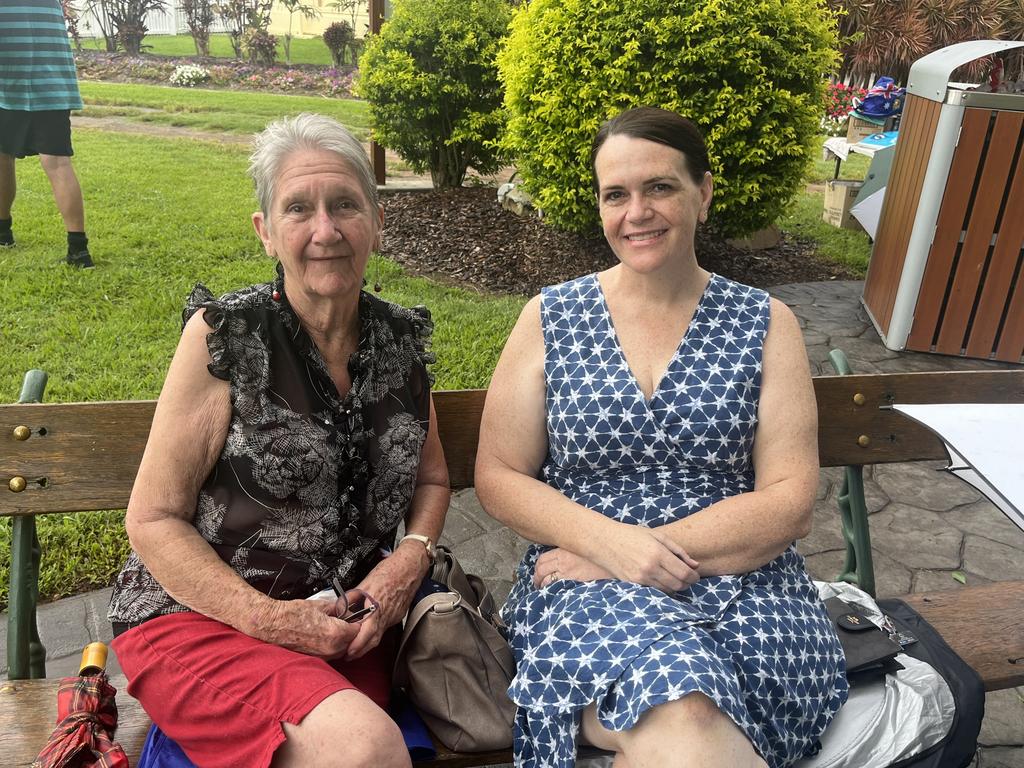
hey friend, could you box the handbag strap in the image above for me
[467,574,507,630]
[393,588,516,687]
[394,590,461,686]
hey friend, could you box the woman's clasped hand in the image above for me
[532,524,700,592]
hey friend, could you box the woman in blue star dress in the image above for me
[475,107,847,768]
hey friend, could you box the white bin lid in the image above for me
[907,40,1024,102]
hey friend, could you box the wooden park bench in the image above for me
[2,363,1023,766]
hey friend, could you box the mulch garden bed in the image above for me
[381,187,860,296]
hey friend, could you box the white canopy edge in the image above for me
[891,403,1024,536]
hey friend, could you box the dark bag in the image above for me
[878,599,985,768]
[393,546,516,752]
[825,596,904,685]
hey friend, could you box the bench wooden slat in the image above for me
[432,389,486,491]
[1,401,155,516]
[0,391,489,516]
[901,581,1024,691]
[7,372,1024,517]
[814,370,1024,467]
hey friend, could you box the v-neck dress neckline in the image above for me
[592,272,718,409]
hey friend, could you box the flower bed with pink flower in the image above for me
[75,51,356,98]
[821,81,867,135]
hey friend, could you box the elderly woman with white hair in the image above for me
[107,113,449,768]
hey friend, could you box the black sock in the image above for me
[67,231,88,253]
[0,218,11,233]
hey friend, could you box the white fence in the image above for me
[70,1,230,39]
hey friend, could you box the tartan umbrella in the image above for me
[32,643,129,768]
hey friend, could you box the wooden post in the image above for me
[369,0,386,185]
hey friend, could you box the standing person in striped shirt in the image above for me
[0,0,94,267]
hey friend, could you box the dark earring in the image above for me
[373,251,382,292]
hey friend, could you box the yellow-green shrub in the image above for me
[498,0,839,237]
[358,0,511,188]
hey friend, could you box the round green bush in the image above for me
[498,0,839,237]
[357,0,511,188]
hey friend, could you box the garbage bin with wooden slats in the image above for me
[862,40,1024,364]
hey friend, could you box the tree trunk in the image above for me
[430,145,467,189]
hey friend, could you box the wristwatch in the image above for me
[400,533,435,562]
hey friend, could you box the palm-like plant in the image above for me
[278,0,320,64]
[182,0,216,57]
[829,0,1014,85]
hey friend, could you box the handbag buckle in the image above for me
[427,592,463,614]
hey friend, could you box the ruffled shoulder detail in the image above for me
[182,283,231,381]
[363,293,436,384]
[406,304,436,372]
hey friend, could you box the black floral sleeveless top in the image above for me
[108,268,434,625]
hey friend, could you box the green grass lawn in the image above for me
[778,191,873,273]
[82,32,338,67]
[79,81,372,139]
[805,144,873,185]
[1,128,524,611]
[768,136,874,275]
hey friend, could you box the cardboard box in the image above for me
[823,179,865,231]
[846,114,898,143]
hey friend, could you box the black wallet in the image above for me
[824,597,904,685]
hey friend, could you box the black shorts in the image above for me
[0,109,74,158]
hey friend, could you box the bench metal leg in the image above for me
[6,369,49,680]
[8,516,46,678]
[836,466,876,597]
[827,349,877,597]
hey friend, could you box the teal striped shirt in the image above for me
[0,1,83,111]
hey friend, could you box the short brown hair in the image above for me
[591,107,710,191]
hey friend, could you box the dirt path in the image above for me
[73,114,252,146]
[70,114,515,187]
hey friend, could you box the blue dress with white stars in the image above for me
[501,273,848,768]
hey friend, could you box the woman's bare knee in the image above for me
[274,690,410,768]
[618,694,763,768]
[579,702,623,753]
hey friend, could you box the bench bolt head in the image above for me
[13,425,30,440]
[857,435,871,448]
[853,393,866,406]
[8,476,27,493]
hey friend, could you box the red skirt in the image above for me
[112,612,396,768]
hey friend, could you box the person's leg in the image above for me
[0,153,14,246]
[38,153,84,231]
[581,693,767,768]
[271,688,411,768]
[38,153,92,266]
[0,152,14,218]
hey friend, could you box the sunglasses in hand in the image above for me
[332,580,380,623]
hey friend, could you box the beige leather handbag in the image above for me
[393,546,517,751]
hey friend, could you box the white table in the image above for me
[893,403,1024,537]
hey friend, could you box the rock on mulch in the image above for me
[380,187,860,296]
